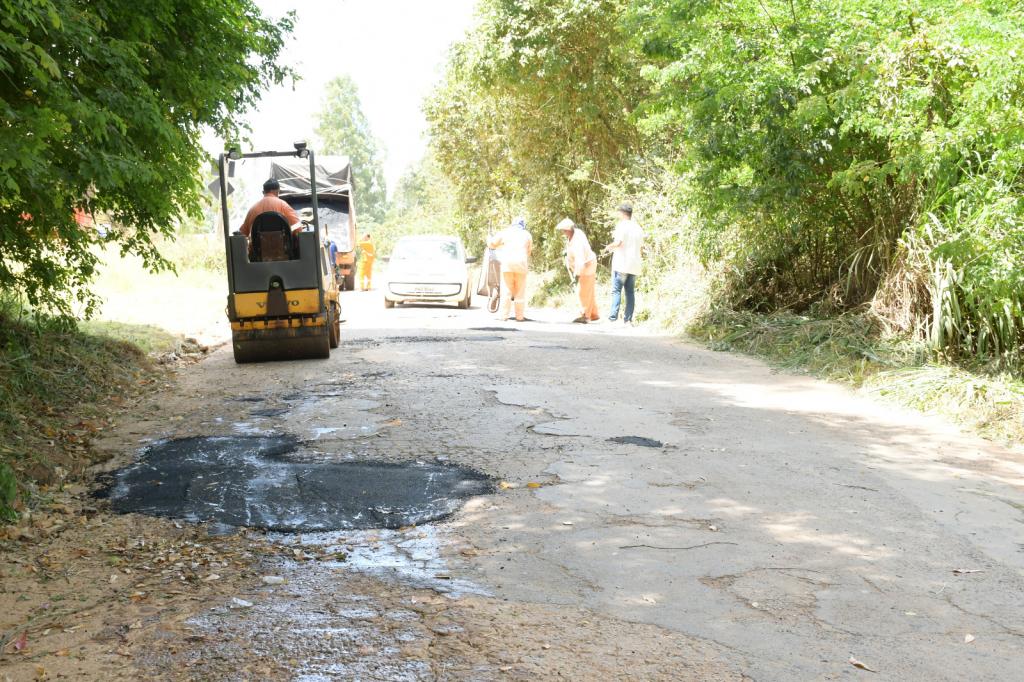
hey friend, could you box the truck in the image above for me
[271,156,359,291]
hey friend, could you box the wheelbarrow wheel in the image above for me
[328,302,340,349]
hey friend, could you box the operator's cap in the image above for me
[617,202,633,216]
[263,178,280,193]
[555,217,575,232]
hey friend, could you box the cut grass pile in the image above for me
[688,307,1024,446]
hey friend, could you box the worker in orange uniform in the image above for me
[556,218,600,323]
[239,178,301,238]
[487,217,533,322]
[356,233,376,291]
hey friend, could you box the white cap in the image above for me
[555,217,575,231]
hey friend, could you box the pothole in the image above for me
[104,436,492,532]
[608,436,664,448]
[700,568,830,624]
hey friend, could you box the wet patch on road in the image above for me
[286,526,487,597]
[528,344,596,351]
[105,436,493,532]
[608,435,664,448]
[469,326,520,332]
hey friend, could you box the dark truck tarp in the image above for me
[271,156,355,252]
[270,156,353,200]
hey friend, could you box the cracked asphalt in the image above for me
[103,291,1024,680]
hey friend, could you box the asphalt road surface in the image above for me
[111,290,1024,680]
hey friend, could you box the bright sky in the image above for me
[225,0,478,194]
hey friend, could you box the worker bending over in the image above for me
[487,217,533,322]
[356,233,376,291]
[557,218,600,324]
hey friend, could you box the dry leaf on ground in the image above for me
[849,656,877,672]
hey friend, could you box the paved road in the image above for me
[124,290,1024,680]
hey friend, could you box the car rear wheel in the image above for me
[384,298,395,309]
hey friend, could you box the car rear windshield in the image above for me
[392,240,460,261]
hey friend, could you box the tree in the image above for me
[0,0,295,318]
[314,75,387,222]
[426,0,647,264]
[373,152,469,256]
[634,0,1024,361]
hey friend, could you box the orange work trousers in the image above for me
[501,271,528,321]
[577,273,600,320]
[357,258,374,291]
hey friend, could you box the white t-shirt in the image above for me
[611,219,644,275]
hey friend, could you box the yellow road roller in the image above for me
[217,143,342,363]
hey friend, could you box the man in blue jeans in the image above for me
[603,203,644,323]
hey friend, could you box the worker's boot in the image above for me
[514,302,525,322]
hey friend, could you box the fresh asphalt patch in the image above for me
[608,436,665,448]
[103,436,493,532]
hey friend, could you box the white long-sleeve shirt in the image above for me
[565,228,597,277]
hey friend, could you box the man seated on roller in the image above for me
[239,178,302,240]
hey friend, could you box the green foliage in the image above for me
[426,0,648,265]
[0,461,16,521]
[315,75,388,222]
[373,153,472,256]
[0,0,293,319]
[635,0,1024,365]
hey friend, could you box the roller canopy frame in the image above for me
[218,148,325,309]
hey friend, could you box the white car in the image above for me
[383,235,475,309]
